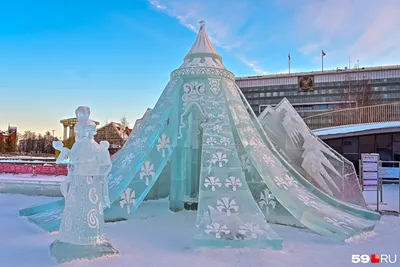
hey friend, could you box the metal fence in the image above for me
[0,162,67,176]
[303,102,400,130]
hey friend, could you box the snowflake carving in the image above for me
[109,174,124,188]
[284,174,299,188]
[204,223,230,239]
[204,176,222,191]
[121,153,134,168]
[225,176,242,191]
[219,136,231,146]
[206,137,217,145]
[273,174,298,190]
[144,125,156,133]
[262,154,276,167]
[126,137,144,149]
[297,191,321,210]
[140,161,155,186]
[239,155,252,173]
[211,152,228,167]
[212,124,223,133]
[156,133,170,158]
[216,197,239,216]
[238,223,265,239]
[259,189,276,215]
[119,188,136,214]
[247,138,264,148]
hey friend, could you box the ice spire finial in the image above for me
[184,19,220,61]
[199,20,206,28]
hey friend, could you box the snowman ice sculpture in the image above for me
[50,106,118,263]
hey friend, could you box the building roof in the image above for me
[313,121,400,139]
[236,65,400,81]
[60,117,100,126]
[97,121,132,140]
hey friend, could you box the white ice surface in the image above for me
[0,173,65,183]
[0,185,398,267]
[313,121,400,136]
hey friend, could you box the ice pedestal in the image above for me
[50,240,118,264]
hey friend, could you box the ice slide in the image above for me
[224,80,380,241]
[258,98,367,207]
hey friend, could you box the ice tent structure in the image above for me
[20,21,380,250]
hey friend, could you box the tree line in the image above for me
[18,131,57,154]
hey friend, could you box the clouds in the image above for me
[147,0,270,74]
[296,0,400,67]
[148,0,400,74]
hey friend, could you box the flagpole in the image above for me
[288,53,291,74]
[321,50,326,71]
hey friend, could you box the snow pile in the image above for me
[344,231,377,243]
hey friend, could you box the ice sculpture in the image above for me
[49,106,118,263]
[258,98,367,207]
[20,22,380,250]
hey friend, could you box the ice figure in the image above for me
[21,22,380,251]
[49,106,118,263]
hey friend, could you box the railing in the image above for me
[0,162,67,176]
[304,102,400,130]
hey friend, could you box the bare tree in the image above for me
[338,76,384,125]
[17,130,56,155]
[341,77,382,109]
[120,116,130,143]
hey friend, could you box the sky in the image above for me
[1,0,400,136]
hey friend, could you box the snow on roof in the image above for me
[313,121,400,136]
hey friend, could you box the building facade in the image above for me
[314,124,400,174]
[235,65,400,118]
[0,125,17,152]
[94,122,132,154]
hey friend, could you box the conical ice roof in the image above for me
[180,21,225,69]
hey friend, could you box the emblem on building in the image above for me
[298,76,314,91]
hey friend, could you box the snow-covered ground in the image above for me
[0,173,65,182]
[0,186,398,267]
